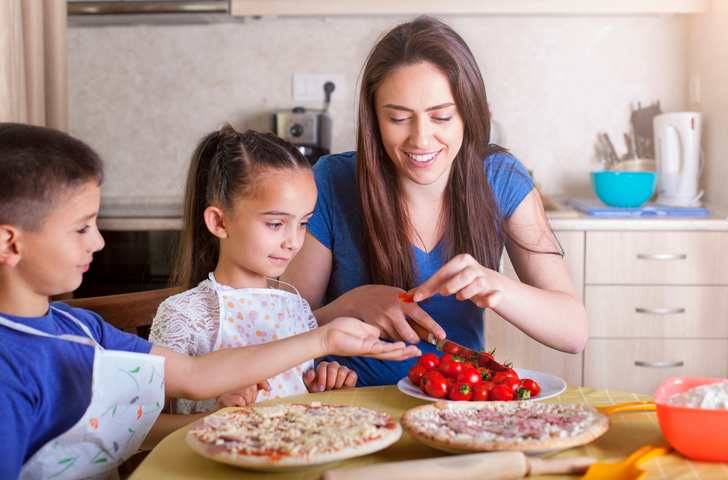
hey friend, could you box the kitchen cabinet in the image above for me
[485,229,585,387]
[583,231,728,395]
[231,0,709,17]
[486,206,728,393]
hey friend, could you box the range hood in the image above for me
[68,1,238,26]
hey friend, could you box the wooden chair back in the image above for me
[63,287,184,339]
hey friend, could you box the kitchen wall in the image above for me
[689,3,728,208]
[67,13,691,203]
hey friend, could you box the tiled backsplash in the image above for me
[68,14,688,201]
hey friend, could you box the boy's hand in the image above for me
[322,317,421,360]
[303,361,357,392]
[217,380,271,408]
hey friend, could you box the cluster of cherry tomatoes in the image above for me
[408,352,540,402]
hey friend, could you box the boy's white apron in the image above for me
[0,307,164,480]
[202,274,314,410]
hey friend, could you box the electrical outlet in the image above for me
[293,74,343,102]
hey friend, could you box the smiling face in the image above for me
[375,62,465,190]
[212,168,317,289]
[18,181,105,299]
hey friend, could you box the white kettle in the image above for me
[653,112,704,207]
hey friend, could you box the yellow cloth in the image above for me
[130,386,726,480]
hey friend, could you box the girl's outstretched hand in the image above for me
[322,317,421,360]
[218,380,271,408]
[303,361,357,392]
[411,253,505,309]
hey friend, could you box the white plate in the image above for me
[397,368,566,402]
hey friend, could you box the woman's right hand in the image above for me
[336,285,446,344]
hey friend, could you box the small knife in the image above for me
[406,320,509,372]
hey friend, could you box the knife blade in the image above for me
[406,319,509,372]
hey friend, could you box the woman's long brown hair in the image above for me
[357,16,540,290]
[172,125,311,289]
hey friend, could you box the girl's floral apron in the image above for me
[200,275,314,410]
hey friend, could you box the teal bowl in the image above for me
[590,171,658,208]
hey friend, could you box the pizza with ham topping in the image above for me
[186,403,402,470]
[401,400,609,453]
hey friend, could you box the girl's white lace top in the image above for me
[148,276,317,414]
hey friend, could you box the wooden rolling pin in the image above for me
[322,451,596,480]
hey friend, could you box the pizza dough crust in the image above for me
[186,403,403,471]
[401,400,609,453]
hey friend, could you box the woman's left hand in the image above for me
[304,361,357,392]
[410,253,505,308]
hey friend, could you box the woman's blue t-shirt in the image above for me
[307,151,535,386]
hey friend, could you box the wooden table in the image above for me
[130,386,728,479]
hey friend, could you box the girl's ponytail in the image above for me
[173,125,239,289]
[171,124,311,289]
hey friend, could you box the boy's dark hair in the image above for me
[173,124,312,289]
[0,123,104,232]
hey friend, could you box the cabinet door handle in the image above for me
[635,360,684,368]
[636,253,687,260]
[635,307,686,315]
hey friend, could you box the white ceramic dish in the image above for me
[396,368,567,403]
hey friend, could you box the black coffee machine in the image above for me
[272,107,332,165]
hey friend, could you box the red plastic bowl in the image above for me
[653,377,728,462]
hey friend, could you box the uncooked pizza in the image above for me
[186,402,402,470]
[401,400,609,453]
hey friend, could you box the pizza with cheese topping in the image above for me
[401,400,609,453]
[186,402,402,471]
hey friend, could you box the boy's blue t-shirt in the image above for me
[307,151,535,386]
[0,303,153,479]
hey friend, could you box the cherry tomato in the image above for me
[459,349,478,363]
[489,384,515,401]
[477,368,492,382]
[425,375,450,399]
[438,353,453,364]
[448,381,473,401]
[443,342,463,356]
[399,291,415,303]
[416,353,440,371]
[520,378,541,397]
[419,370,443,394]
[500,376,521,393]
[492,370,519,384]
[478,348,496,360]
[439,358,466,379]
[471,381,495,401]
[457,368,482,387]
[408,365,427,386]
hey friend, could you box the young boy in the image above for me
[0,123,420,480]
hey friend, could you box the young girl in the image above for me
[0,122,418,480]
[149,125,355,415]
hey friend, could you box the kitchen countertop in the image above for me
[98,196,728,232]
[128,385,727,480]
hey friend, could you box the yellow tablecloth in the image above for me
[130,386,728,480]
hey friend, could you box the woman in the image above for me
[281,16,588,386]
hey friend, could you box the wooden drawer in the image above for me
[583,339,728,395]
[585,231,728,285]
[586,285,728,338]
